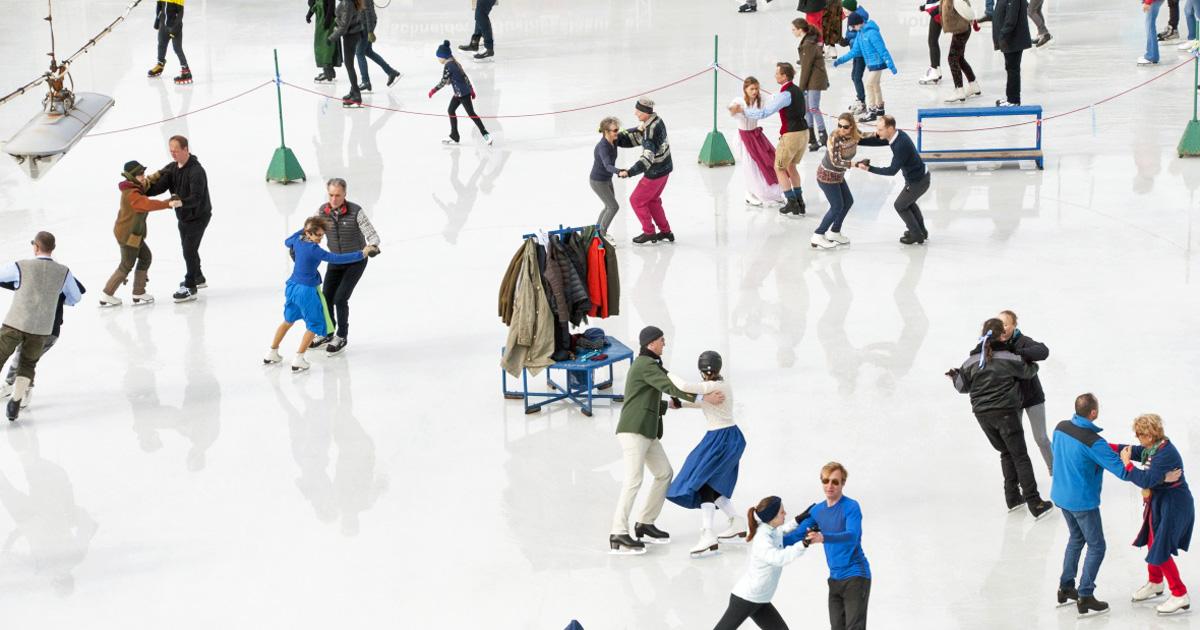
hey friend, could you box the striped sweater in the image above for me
[618,114,673,180]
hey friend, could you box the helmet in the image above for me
[698,350,722,376]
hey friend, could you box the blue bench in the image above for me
[502,336,633,417]
[916,105,1044,170]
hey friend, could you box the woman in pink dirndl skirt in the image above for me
[729,77,785,207]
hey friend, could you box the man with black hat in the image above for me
[0,232,82,421]
[616,98,675,245]
[609,325,726,554]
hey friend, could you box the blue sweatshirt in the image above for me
[285,230,363,287]
[1049,415,1128,512]
[784,496,871,581]
[590,138,619,181]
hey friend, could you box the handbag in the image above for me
[953,0,977,21]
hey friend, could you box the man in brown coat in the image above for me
[100,161,180,307]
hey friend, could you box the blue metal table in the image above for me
[917,105,1044,170]
[501,337,633,417]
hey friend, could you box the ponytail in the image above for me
[978,318,1005,367]
[745,507,759,542]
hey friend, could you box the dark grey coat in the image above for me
[992,0,1032,53]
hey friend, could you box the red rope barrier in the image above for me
[85,80,274,137]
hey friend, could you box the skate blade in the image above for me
[131,300,154,307]
[1077,608,1111,618]
[717,533,748,542]
[1055,600,1078,608]
[689,545,720,557]
[608,547,647,556]
[98,302,121,308]
[1156,606,1190,616]
[637,537,670,545]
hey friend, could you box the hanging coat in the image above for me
[586,237,609,318]
[498,241,524,325]
[581,226,619,316]
[501,240,555,377]
[309,0,341,68]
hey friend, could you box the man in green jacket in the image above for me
[609,326,725,554]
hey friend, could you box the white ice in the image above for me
[0,0,1198,628]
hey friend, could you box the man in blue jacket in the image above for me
[1051,393,1181,617]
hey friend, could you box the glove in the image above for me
[428,88,436,98]
[306,9,314,23]
[470,88,476,99]
[365,244,381,258]
[153,15,161,30]
[368,32,377,43]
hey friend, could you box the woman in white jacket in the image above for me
[712,496,806,630]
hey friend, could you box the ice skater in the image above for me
[591,117,623,233]
[711,496,806,630]
[100,160,181,307]
[784,462,872,630]
[940,0,982,103]
[0,232,82,422]
[793,19,830,153]
[145,135,212,302]
[918,1,945,86]
[265,217,376,373]
[0,269,85,413]
[616,98,676,244]
[833,12,897,123]
[856,115,931,244]
[737,0,774,12]
[948,318,1054,519]
[998,310,1051,474]
[810,113,861,249]
[355,0,402,92]
[730,63,809,217]
[310,178,382,356]
[457,0,496,60]
[329,0,367,106]
[729,78,784,207]
[147,0,192,84]
[430,41,492,146]
[306,0,341,83]
[840,0,870,115]
[664,351,748,556]
[609,326,724,554]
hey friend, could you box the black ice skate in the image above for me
[386,71,401,87]
[632,233,656,245]
[1056,586,1080,607]
[342,93,364,108]
[634,522,670,544]
[654,231,675,243]
[310,334,334,349]
[473,49,495,61]
[738,3,757,12]
[6,398,18,422]
[899,232,927,245]
[1029,499,1055,521]
[148,62,164,78]
[172,285,198,303]
[325,336,348,355]
[174,67,193,85]
[314,70,336,84]
[609,534,647,555]
[1076,595,1110,618]
[458,36,481,52]
[779,197,801,216]
[359,82,373,93]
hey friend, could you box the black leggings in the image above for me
[323,258,368,340]
[927,16,941,68]
[449,95,489,141]
[156,5,188,66]
[342,31,364,97]
[713,594,789,630]
[947,31,976,88]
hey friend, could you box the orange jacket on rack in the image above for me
[587,236,608,318]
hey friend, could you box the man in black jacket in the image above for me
[147,135,212,303]
[856,115,930,245]
[992,0,1031,106]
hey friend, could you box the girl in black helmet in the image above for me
[666,351,749,556]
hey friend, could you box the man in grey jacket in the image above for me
[311,178,381,355]
[0,232,82,422]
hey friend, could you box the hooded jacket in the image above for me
[145,154,212,222]
[951,345,1039,414]
[834,21,897,73]
[797,33,831,91]
[1005,330,1048,407]
[114,180,172,247]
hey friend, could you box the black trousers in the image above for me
[1168,0,1179,29]
[947,31,976,88]
[473,0,496,49]
[178,215,210,290]
[712,594,789,630]
[156,7,188,66]
[893,173,930,236]
[828,577,871,630]
[342,31,365,98]
[927,17,942,68]
[975,409,1040,504]
[1003,50,1023,105]
[449,95,489,141]
[323,258,368,340]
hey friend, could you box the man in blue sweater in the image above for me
[1051,393,1182,617]
[856,115,930,245]
[784,462,871,630]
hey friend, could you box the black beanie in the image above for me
[122,160,146,180]
[639,325,664,348]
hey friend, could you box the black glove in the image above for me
[306,9,314,23]
[793,503,816,525]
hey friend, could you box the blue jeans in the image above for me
[1060,508,1106,598]
[816,180,854,234]
[355,38,397,85]
[851,58,866,103]
[805,90,826,132]
[985,0,995,16]
[1147,0,1164,62]
[1185,0,1198,39]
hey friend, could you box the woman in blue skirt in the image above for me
[666,351,749,556]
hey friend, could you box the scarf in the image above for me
[1139,439,1167,499]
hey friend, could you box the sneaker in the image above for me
[738,3,757,12]
[1076,595,1110,617]
[483,133,494,146]
[1034,32,1053,47]
[386,71,402,87]
[1132,581,1166,602]
[1029,499,1055,520]
[325,335,348,355]
[263,348,283,365]
[1156,594,1191,615]
[1057,586,1080,607]
[310,334,334,349]
[810,233,836,249]
[1137,56,1159,65]
[172,285,197,302]
[473,49,495,60]
[632,233,656,244]
[689,529,719,556]
[1158,26,1179,41]
[654,231,675,243]
[634,522,671,544]
[826,231,850,244]
[291,354,311,373]
[131,293,155,306]
[608,534,647,555]
[99,293,123,307]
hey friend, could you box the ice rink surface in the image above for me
[1,0,1199,627]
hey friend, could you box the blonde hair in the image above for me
[1132,414,1166,442]
[821,461,848,482]
[834,113,862,145]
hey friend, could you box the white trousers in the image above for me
[610,432,673,535]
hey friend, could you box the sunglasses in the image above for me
[837,124,852,130]
[821,478,843,486]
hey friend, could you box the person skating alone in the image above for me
[731,63,809,217]
[265,217,375,373]
[918,0,945,86]
[590,117,623,234]
[306,0,341,83]
[100,160,181,307]
[609,326,724,554]
[355,0,401,92]
[616,99,676,243]
[993,0,1032,103]
[784,462,872,630]
[0,263,85,413]
[811,113,862,249]
[147,0,192,84]
[999,310,1052,474]
[145,135,212,303]
[793,19,831,153]
[0,232,82,422]
[430,41,492,146]
[856,115,931,244]
[664,351,748,556]
[841,0,871,114]
[711,496,806,630]
[309,178,381,356]
[729,78,784,207]
[833,13,897,122]
[457,0,496,60]
[329,0,367,106]
[941,0,983,103]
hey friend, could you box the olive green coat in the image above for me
[615,353,697,440]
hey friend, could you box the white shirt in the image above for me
[729,98,762,131]
[731,523,806,603]
[668,376,735,431]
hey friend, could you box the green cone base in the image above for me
[266,146,307,183]
[1179,120,1200,157]
[698,131,736,167]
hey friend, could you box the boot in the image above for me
[810,233,836,249]
[459,36,481,52]
[7,376,30,422]
[103,269,129,297]
[608,534,647,555]
[967,81,983,98]
[807,128,820,152]
[1076,595,1110,617]
[689,529,719,556]
[1057,585,1079,607]
[99,293,123,307]
[1029,499,1055,520]
[634,522,671,544]
[918,66,942,85]
[1157,594,1191,614]
[944,87,967,103]
[817,129,828,149]
[1132,581,1165,602]
[147,62,164,78]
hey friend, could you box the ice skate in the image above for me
[689,529,719,557]
[442,137,460,146]
[473,49,495,61]
[1132,581,1165,602]
[634,522,670,544]
[263,348,283,365]
[632,233,656,245]
[131,293,155,306]
[1029,499,1055,521]
[325,335,348,355]
[944,87,966,103]
[899,231,927,245]
[342,93,364,108]
[147,62,164,78]
[458,36,481,52]
[1179,39,1199,51]
[6,377,28,422]
[817,130,828,150]
[826,231,850,245]
[995,99,1018,107]
[1076,595,1110,617]
[848,99,865,115]
[386,71,401,87]
[172,285,197,303]
[807,129,821,152]
[608,534,647,555]
[858,107,880,123]
[811,234,836,249]
[1137,56,1158,66]
[967,81,983,99]
[1157,594,1190,615]
[745,193,763,206]
[737,3,757,12]
[310,333,334,349]
[716,518,748,541]
[99,293,123,307]
[654,231,675,243]
[483,133,494,146]
[359,82,373,93]
[5,399,16,422]
[291,354,311,373]
[1158,26,1179,41]
[1034,32,1053,47]
[918,67,942,85]
[1056,586,1079,607]
[173,67,193,85]
[314,70,336,84]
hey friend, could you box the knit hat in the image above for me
[847,11,864,26]
[436,40,452,60]
[755,496,782,523]
[122,160,146,180]
[635,97,655,114]
[638,325,664,348]
[841,0,858,11]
